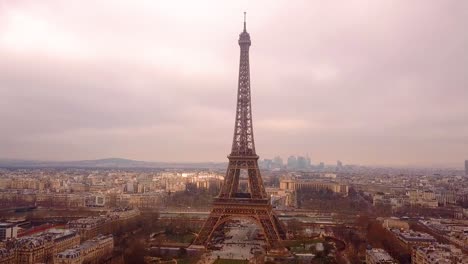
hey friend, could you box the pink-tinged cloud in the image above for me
[0,0,467,167]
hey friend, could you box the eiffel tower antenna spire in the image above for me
[243,12,247,32]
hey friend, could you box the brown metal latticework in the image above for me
[192,14,286,249]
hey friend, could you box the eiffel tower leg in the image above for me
[248,165,266,199]
[254,212,281,249]
[271,214,287,239]
[192,215,220,246]
[219,164,240,198]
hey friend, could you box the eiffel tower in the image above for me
[192,13,286,249]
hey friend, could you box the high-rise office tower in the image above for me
[465,160,468,176]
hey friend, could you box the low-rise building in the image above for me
[265,187,294,207]
[1,229,80,264]
[14,236,54,264]
[419,218,468,250]
[85,194,106,207]
[108,207,140,220]
[279,179,348,196]
[366,248,397,264]
[391,229,436,249]
[54,235,114,264]
[382,218,410,230]
[407,190,438,208]
[0,223,18,241]
[68,208,139,241]
[54,249,82,264]
[373,193,409,209]
[48,229,80,256]
[68,217,107,242]
[126,192,166,209]
[0,248,15,264]
[412,243,467,264]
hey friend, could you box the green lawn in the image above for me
[284,238,323,248]
[165,233,196,243]
[177,258,199,264]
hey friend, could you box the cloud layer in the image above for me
[1,0,467,166]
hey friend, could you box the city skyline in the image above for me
[1,1,468,166]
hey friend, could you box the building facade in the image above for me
[412,243,467,264]
[0,223,18,241]
[391,229,436,250]
[465,160,468,176]
[54,235,114,264]
[365,248,397,264]
[14,236,53,264]
[0,248,15,264]
[280,179,348,196]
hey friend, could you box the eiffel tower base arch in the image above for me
[192,198,287,250]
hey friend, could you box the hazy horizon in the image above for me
[0,156,465,169]
[1,1,467,167]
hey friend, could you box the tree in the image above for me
[124,239,146,263]
[286,219,304,236]
[177,247,187,258]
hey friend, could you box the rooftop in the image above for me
[367,248,396,263]
[0,222,16,228]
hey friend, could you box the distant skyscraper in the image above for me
[263,159,273,169]
[287,155,298,169]
[318,162,325,170]
[126,182,134,193]
[465,160,468,176]
[273,156,283,168]
[306,155,311,168]
[297,156,308,170]
[337,160,343,169]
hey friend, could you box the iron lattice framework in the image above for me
[193,14,286,249]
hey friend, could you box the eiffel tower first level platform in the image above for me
[192,13,287,250]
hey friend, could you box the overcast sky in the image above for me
[1,0,467,167]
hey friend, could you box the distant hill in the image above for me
[0,158,226,169]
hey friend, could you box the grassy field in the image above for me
[283,237,323,248]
